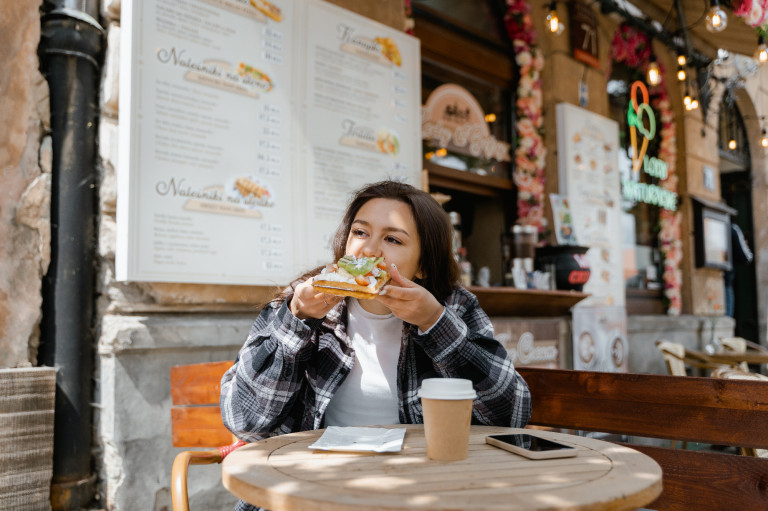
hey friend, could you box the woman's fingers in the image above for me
[386,263,416,289]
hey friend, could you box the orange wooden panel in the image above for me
[170,360,233,406]
[171,406,233,447]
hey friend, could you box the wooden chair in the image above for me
[654,339,731,376]
[170,361,244,511]
[518,367,768,510]
[720,336,768,371]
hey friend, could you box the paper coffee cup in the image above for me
[418,378,477,461]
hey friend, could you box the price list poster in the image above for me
[300,1,421,267]
[555,102,624,308]
[117,0,421,285]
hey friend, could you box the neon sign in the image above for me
[623,81,677,211]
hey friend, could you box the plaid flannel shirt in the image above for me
[221,286,531,443]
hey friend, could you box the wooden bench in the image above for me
[518,367,768,511]
[170,361,243,511]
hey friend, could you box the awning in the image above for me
[632,0,759,59]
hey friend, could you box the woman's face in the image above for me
[345,198,422,281]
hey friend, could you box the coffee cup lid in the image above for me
[417,378,477,400]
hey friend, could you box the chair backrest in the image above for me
[655,340,687,376]
[719,338,749,370]
[518,367,768,510]
[654,339,729,375]
[170,361,234,448]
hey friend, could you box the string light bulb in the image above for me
[755,35,768,64]
[677,66,686,81]
[684,86,699,111]
[647,56,662,86]
[484,113,497,123]
[546,2,564,35]
[677,54,687,67]
[761,129,768,148]
[728,139,737,150]
[706,0,727,33]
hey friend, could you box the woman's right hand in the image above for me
[289,279,342,320]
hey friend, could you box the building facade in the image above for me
[2,0,768,509]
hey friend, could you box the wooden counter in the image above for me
[467,286,588,317]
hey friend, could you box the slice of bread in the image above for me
[313,275,390,299]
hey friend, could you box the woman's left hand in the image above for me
[376,264,444,332]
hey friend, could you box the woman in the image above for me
[220,180,531,509]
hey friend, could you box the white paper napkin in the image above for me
[308,426,406,453]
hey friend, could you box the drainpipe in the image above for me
[38,1,103,509]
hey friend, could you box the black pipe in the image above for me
[38,2,103,509]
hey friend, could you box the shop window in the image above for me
[414,2,518,286]
[413,0,510,48]
[718,101,749,171]
[607,65,665,313]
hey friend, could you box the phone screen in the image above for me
[488,434,574,452]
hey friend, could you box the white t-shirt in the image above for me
[324,298,403,427]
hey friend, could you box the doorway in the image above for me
[718,105,758,342]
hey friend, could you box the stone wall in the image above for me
[0,0,50,369]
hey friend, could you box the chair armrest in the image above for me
[171,449,222,511]
[219,439,246,459]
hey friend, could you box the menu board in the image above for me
[117,0,421,285]
[555,103,624,307]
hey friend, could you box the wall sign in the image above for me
[622,81,678,211]
[569,0,599,69]
[117,0,421,284]
[693,196,736,270]
[703,165,716,191]
[556,102,624,308]
[572,306,628,372]
[421,84,511,162]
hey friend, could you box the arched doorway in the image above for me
[718,101,758,341]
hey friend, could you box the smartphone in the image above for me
[486,434,577,460]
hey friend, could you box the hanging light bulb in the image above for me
[728,138,737,150]
[684,86,699,111]
[647,56,662,86]
[677,66,687,81]
[484,113,496,123]
[545,2,564,35]
[706,0,728,33]
[761,129,768,148]
[755,35,768,64]
[677,54,687,67]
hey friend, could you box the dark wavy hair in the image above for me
[277,180,460,304]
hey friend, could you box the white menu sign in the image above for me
[555,103,624,307]
[117,0,421,284]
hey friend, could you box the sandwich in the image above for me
[313,255,390,299]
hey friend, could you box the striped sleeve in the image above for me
[220,298,319,442]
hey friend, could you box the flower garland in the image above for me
[610,24,682,315]
[403,0,414,35]
[733,0,768,28]
[504,0,547,234]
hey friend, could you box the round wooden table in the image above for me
[222,425,662,511]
